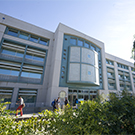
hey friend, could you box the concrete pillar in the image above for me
[0,24,6,40]
[11,87,19,107]
[114,62,120,91]
[129,67,134,92]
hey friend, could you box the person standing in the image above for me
[75,98,78,109]
[51,99,56,112]
[15,96,24,116]
[57,97,61,110]
[64,97,68,106]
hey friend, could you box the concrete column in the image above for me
[129,67,134,92]
[114,62,120,91]
[0,24,6,41]
[11,87,19,107]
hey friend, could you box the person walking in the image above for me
[15,96,24,116]
[51,99,56,112]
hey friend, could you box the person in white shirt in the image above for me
[57,97,61,110]
[15,96,24,116]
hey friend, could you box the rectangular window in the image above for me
[91,45,96,51]
[19,32,29,40]
[21,72,41,79]
[78,40,83,46]
[39,38,48,45]
[84,42,89,48]
[110,61,113,65]
[30,35,39,43]
[70,38,76,45]
[25,54,44,62]
[106,60,109,64]
[2,49,24,58]
[0,68,19,76]
[0,88,13,102]
[7,28,18,37]
[18,89,37,103]
[107,72,112,76]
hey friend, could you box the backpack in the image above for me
[51,101,55,106]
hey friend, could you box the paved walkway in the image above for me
[14,113,39,120]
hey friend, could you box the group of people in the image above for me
[51,97,68,112]
[15,96,78,116]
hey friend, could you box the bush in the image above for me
[1,90,135,135]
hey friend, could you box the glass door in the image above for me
[68,94,77,106]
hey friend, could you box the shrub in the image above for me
[1,90,135,135]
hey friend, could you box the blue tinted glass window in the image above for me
[33,56,44,62]
[91,45,96,51]
[39,39,47,45]
[16,52,24,57]
[84,42,89,48]
[7,29,18,37]
[2,49,15,56]
[26,54,33,59]
[70,38,76,45]
[106,60,109,64]
[29,73,41,79]
[110,61,113,65]
[19,32,29,40]
[21,72,29,77]
[2,49,23,58]
[21,72,41,79]
[30,36,38,43]
[10,70,19,76]
[78,40,83,46]
[0,69,10,75]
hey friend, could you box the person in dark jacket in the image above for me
[51,99,56,112]
[75,98,78,109]
[64,97,68,106]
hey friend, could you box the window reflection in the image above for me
[2,49,24,58]
[39,38,47,45]
[25,54,44,62]
[91,45,96,51]
[30,35,38,43]
[78,40,83,46]
[7,29,18,37]
[19,32,29,40]
[0,68,19,76]
[70,38,76,45]
[84,42,89,48]
[21,72,41,79]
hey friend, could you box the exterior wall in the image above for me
[105,53,134,94]
[0,13,54,107]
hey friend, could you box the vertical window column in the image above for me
[129,67,134,92]
[114,62,120,91]
[18,45,28,81]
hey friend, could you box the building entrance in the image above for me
[68,89,97,106]
[68,94,77,106]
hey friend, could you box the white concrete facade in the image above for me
[0,13,134,110]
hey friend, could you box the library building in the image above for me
[0,13,134,112]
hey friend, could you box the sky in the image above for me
[0,0,135,63]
